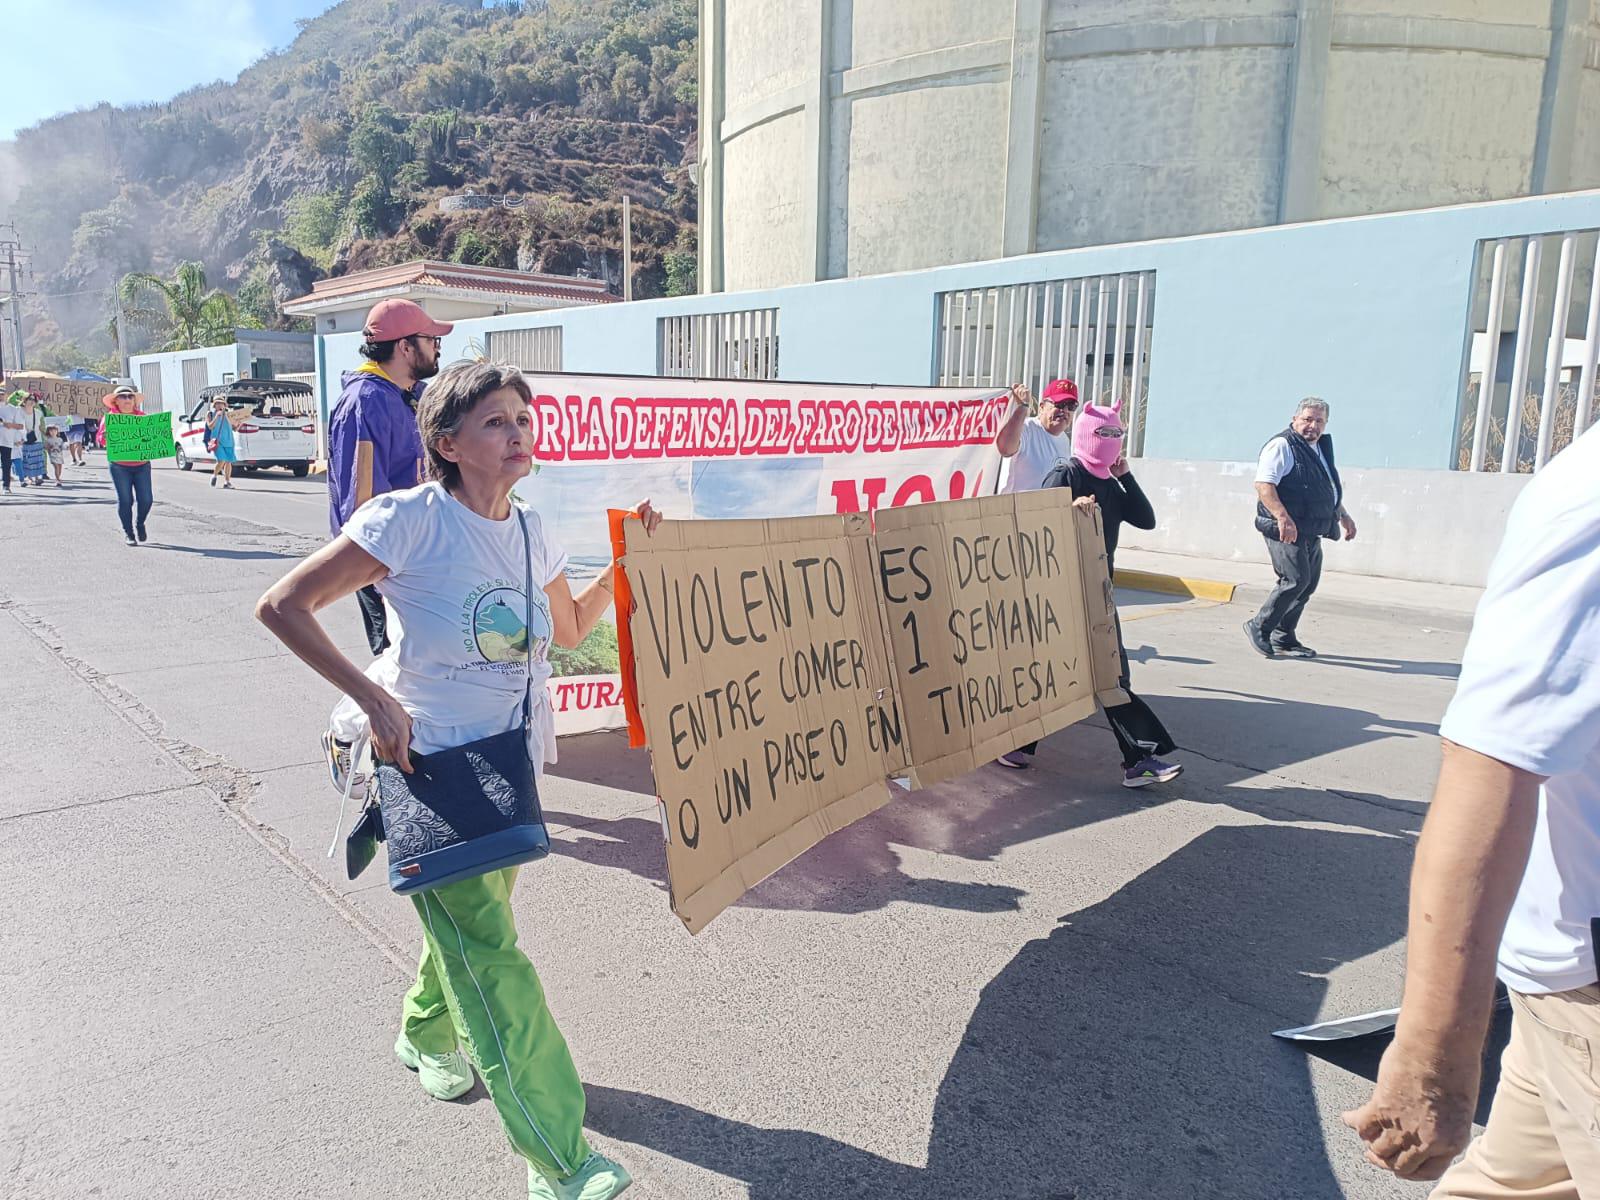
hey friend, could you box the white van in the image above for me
[173,379,317,477]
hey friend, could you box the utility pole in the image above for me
[113,286,130,379]
[622,194,633,303]
[0,224,29,374]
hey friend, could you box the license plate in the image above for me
[271,431,291,440]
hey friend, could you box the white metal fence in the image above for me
[180,357,210,413]
[137,362,162,409]
[935,272,1156,453]
[486,326,563,372]
[659,309,779,380]
[1460,229,1600,472]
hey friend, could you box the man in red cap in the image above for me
[996,377,1078,494]
[327,298,453,654]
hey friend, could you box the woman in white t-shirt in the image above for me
[257,361,658,1200]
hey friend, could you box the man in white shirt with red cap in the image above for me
[996,377,1078,493]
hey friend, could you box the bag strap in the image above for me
[516,506,535,730]
[325,733,371,858]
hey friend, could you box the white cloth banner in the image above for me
[508,373,1010,735]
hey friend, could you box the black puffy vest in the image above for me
[1255,428,1342,541]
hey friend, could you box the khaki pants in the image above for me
[1433,986,1600,1199]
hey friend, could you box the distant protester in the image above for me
[16,395,48,487]
[66,412,87,465]
[0,389,24,494]
[44,424,65,485]
[1244,398,1358,659]
[1026,402,1183,788]
[105,385,154,546]
[205,396,238,489]
[327,297,451,657]
[995,378,1077,493]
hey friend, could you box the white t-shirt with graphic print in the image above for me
[341,481,568,761]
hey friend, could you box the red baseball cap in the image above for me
[1041,378,1079,406]
[363,299,454,341]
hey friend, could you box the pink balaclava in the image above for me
[1072,400,1125,479]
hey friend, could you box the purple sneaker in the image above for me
[996,750,1032,770]
[1123,757,1183,788]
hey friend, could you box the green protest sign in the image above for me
[104,413,176,462]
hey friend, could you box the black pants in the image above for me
[0,445,10,489]
[1018,613,1175,769]
[1254,536,1324,644]
[109,462,153,537]
[357,584,391,655]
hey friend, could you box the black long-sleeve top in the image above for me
[1040,458,1156,573]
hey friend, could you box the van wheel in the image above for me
[291,463,310,478]
[175,446,192,471]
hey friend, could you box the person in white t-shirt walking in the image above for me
[996,377,1077,493]
[257,361,659,1200]
[0,389,24,494]
[1345,423,1600,1195]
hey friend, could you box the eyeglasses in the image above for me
[409,335,443,349]
[1040,396,1079,412]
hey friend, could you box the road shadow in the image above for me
[1307,654,1461,680]
[1125,641,1214,667]
[1,493,113,506]
[1155,686,1437,776]
[144,543,300,560]
[585,819,1418,1200]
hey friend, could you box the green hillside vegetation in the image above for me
[5,0,698,368]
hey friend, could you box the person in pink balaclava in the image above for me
[996,399,1184,787]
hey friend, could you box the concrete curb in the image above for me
[1113,567,1237,603]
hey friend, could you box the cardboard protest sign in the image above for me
[623,492,1121,932]
[872,490,1118,787]
[623,513,909,934]
[509,374,1008,736]
[2,376,113,418]
[103,413,176,462]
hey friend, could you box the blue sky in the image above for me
[3,0,343,139]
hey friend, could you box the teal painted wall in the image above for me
[318,190,1600,470]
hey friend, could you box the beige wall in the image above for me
[1319,48,1543,218]
[703,0,1599,290]
[1038,45,1290,251]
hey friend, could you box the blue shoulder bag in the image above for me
[329,507,551,895]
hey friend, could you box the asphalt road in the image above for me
[2,454,1473,1199]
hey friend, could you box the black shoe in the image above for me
[1273,639,1316,658]
[135,525,148,543]
[1243,620,1276,658]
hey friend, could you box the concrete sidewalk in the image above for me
[1118,545,1484,626]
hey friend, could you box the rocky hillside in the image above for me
[3,0,697,370]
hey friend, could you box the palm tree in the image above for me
[115,262,241,351]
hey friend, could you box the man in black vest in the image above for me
[1244,398,1357,658]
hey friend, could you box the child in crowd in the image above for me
[44,425,65,485]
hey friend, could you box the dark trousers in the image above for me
[1018,613,1175,769]
[109,462,153,537]
[357,583,391,655]
[0,445,10,488]
[1254,536,1324,643]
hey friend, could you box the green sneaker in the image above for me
[393,1032,475,1101]
[559,1152,632,1200]
[528,1165,560,1200]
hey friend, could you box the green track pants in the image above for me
[401,867,591,1179]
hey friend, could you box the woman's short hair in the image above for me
[416,361,532,490]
